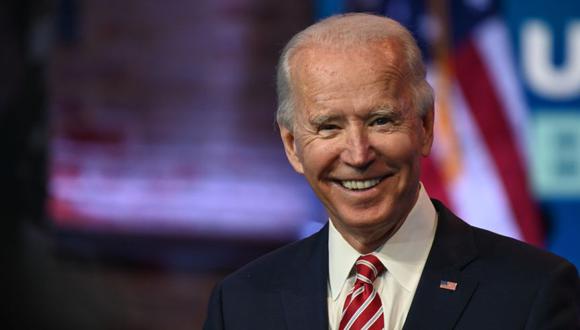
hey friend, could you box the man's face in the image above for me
[280,41,434,246]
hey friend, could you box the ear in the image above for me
[279,124,304,174]
[420,107,434,157]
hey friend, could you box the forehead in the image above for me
[295,41,403,77]
[289,40,411,115]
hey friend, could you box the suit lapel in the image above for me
[403,200,480,330]
[277,201,480,329]
[280,225,329,330]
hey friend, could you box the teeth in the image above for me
[341,178,381,190]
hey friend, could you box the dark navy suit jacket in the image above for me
[204,200,579,329]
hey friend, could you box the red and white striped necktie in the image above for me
[339,254,386,330]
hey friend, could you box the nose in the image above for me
[341,125,376,170]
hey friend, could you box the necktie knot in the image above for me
[354,254,385,285]
[339,254,386,330]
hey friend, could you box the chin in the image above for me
[336,207,397,231]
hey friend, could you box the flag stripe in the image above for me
[473,19,531,163]
[446,82,523,239]
[454,40,543,245]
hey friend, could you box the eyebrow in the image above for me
[309,114,340,126]
[369,106,397,117]
[308,105,399,126]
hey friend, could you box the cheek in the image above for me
[374,132,418,161]
[300,139,339,173]
[303,145,328,166]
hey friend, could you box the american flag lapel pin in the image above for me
[439,280,458,291]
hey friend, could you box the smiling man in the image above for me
[204,14,579,330]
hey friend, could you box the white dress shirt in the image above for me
[327,184,438,330]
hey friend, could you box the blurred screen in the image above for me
[47,0,321,240]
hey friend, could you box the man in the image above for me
[204,13,579,329]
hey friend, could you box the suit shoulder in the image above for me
[433,199,576,275]
[219,226,326,290]
[471,225,577,277]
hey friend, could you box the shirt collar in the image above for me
[328,183,437,300]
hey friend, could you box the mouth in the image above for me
[336,176,385,191]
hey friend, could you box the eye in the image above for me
[371,116,390,126]
[319,123,339,131]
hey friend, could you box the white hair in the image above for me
[276,13,434,130]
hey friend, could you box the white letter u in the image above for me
[522,20,580,99]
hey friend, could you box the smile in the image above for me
[340,178,382,191]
